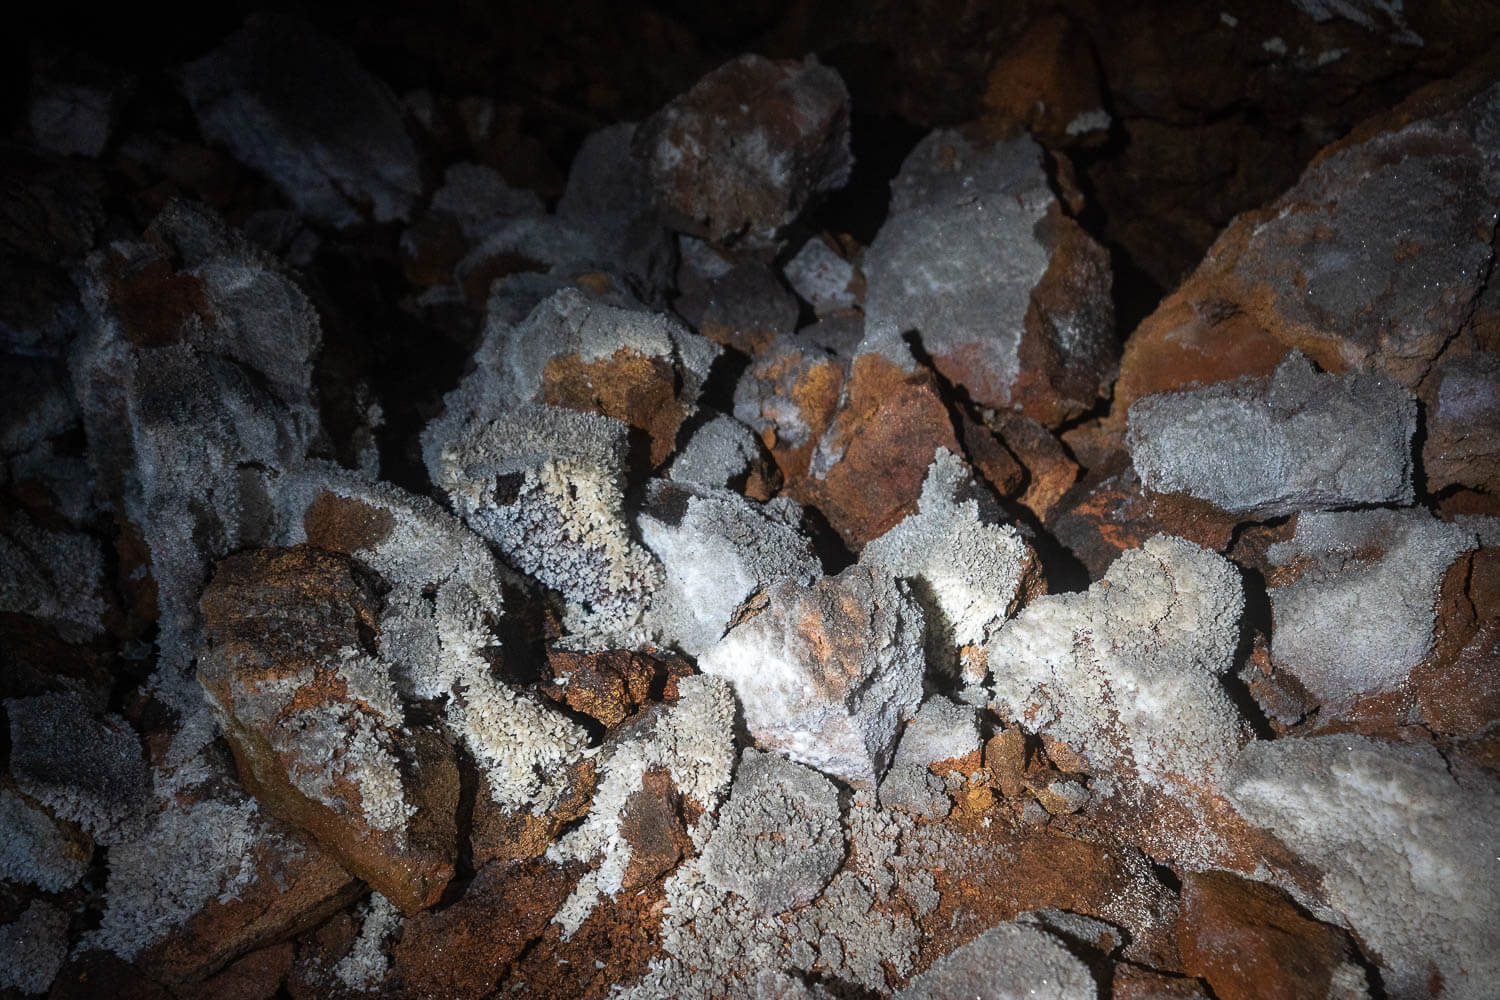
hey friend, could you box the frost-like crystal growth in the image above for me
[896,920,1097,1000]
[862,449,1037,682]
[1227,735,1500,1000]
[698,563,925,787]
[700,749,845,915]
[0,901,69,995]
[666,414,764,491]
[182,13,422,228]
[986,535,1247,791]
[0,788,88,892]
[1127,351,1415,515]
[640,479,821,656]
[1267,509,1476,715]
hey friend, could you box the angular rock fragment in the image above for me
[879,697,981,818]
[0,508,109,644]
[639,479,821,657]
[634,55,852,247]
[556,122,676,296]
[732,315,860,483]
[0,900,69,995]
[541,647,693,730]
[0,786,91,892]
[783,236,861,316]
[1227,736,1500,1000]
[666,413,779,497]
[700,749,845,915]
[896,920,1097,1000]
[548,674,738,935]
[182,13,422,228]
[673,245,801,353]
[861,129,1115,426]
[400,163,544,287]
[698,564,925,787]
[862,449,1039,683]
[429,400,659,636]
[987,535,1246,790]
[1266,509,1476,718]
[795,351,962,551]
[1127,352,1416,516]
[1112,73,1500,419]
[269,468,592,825]
[71,200,327,720]
[6,691,149,842]
[197,545,458,912]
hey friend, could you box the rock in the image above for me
[400,163,545,287]
[1226,735,1500,1000]
[666,413,781,498]
[197,546,458,913]
[881,693,980,816]
[1109,966,1212,1000]
[0,508,109,645]
[793,352,961,552]
[0,786,90,893]
[556,123,675,296]
[390,857,577,1000]
[547,675,738,936]
[6,691,149,842]
[986,535,1252,870]
[1266,509,1476,719]
[673,244,801,354]
[896,920,1097,1000]
[1420,351,1500,498]
[861,130,1116,427]
[0,899,69,995]
[182,12,421,228]
[541,646,694,729]
[71,200,326,707]
[174,941,296,1000]
[1177,870,1362,1000]
[991,411,1080,522]
[427,400,659,637]
[732,316,860,483]
[639,480,821,657]
[862,449,1039,683]
[93,784,359,983]
[27,62,118,158]
[700,749,845,915]
[698,563,925,787]
[269,469,593,826]
[469,756,596,869]
[1111,72,1500,423]
[1127,352,1416,517]
[634,54,852,247]
[783,236,861,317]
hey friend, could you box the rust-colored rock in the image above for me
[1110,965,1211,999]
[792,354,960,551]
[732,321,854,483]
[977,12,1109,149]
[541,647,694,728]
[1177,870,1357,1000]
[302,491,395,554]
[169,942,294,1000]
[991,411,1079,522]
[542,350,689,468]
[197,546,458,913]
[471,756,597,868]
[1420,351,1500,498]
[389,856,578,1000]
[617,767,693,891]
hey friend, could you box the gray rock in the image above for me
[1126,351,1415,516]
[896,920,1096,1000]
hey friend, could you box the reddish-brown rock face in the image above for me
[1178,870,1357,1000]
[791,354,960,551]
[197,546,458,913]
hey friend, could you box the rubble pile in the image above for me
[3,5,1499,999]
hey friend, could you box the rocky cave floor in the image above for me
[3,3,1500,999]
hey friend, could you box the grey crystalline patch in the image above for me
[895,919,1097,1000]
[701,749,845,916]
[1227,735,1500,1000]
[1126,351,1415,516]
[861,130,1054,389]
[1267,508,1476,715]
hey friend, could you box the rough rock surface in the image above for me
[861,129,1116,427]
[634,54,852,247]
[1266,509,1477,718]
[182,13,421,228]
[1227,736,1500,1000]
[1127,352,1416,516]
[698,563,925,787]
[197,545,458,913]
[896,920,1097,1000]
